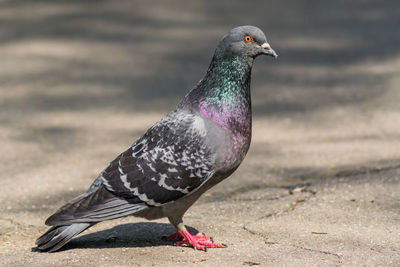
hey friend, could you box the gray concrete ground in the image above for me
[1,0,400,266]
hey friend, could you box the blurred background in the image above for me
[1,0,400,263]
[1,0,399,185]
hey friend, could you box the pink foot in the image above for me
[170,230,227,250]
[165,231,209,241]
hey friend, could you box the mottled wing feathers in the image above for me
[45,110,215,226]
[101,110,215,207]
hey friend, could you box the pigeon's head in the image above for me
[217,26,277,59]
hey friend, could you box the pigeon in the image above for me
[35,25,277,252]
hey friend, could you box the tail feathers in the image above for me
[35,223,93,252]
[37,185,148,252]
[45,185,147,226]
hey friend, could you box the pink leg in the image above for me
[174,230,227,250]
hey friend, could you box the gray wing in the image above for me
[101,109,216,206]
[46,110,216,225]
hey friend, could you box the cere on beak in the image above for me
[261,42,278,58]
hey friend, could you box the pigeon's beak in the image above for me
[261,42,278,58]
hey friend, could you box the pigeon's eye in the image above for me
[244,35,252,43]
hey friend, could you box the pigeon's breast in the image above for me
[196,113,251,171]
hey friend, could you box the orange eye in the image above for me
[244,35,252,43]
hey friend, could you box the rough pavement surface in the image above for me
[1,1,400,266]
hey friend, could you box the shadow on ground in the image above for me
[33,222,199,252]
